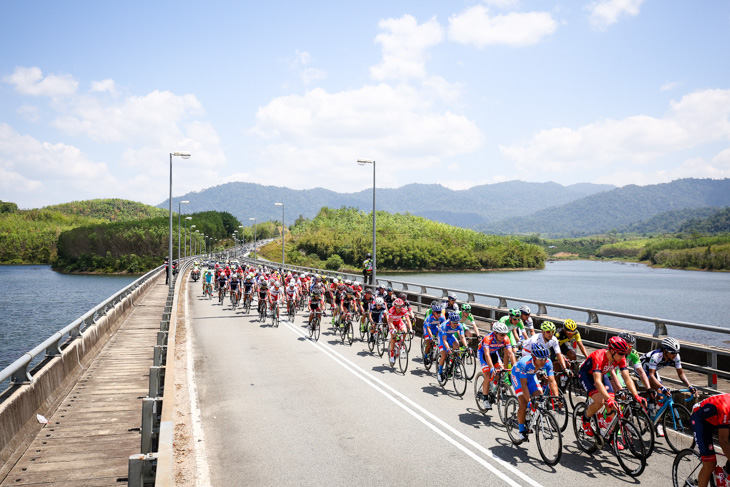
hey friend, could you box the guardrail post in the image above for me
[149,366,165,397]
[45,336,63,357]
[587,311,599,324]
[128,452,158,487]
[537,304,547,316]
[652,319,668,337]
[141,397,162,454]
[709,352,718,390]
[153,346,167,367]
[157,331,168,346]
[467,293,475,303]
[498,297,507,308]
[10,362,32,384]
[160,320,169,332]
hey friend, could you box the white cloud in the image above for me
[2,66,78,97]
[17,104,41,123]
[713,148,730,167]
[90,79,117,94]
[370,15,444,81]
[290,50,327,85]
[500,89,730,172]
[484,0,519,8]
[660,81,680,92]
[587,0,646,30]
[596,156,730,187]
[448,5,557,47]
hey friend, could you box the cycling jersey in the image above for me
[460,312,475,327]
[217,275,228,287]
[521,333,560,358]
[269,288,282,301]
[522,316,534,332]
[229,278,239,290]
[641,349,682,373]
[369,304,387,324]
[555,328,582,346]
[388,306,409,324]
[204,272,213,283]
[258,285,268,298]
[437,322,464,350]
[579,349,627,396]
[692,393,730,461]
[511,355,553,397]
[499,315,525,341]
[423,314,446,339]
[242,279,254,291]
[478,332,512,369]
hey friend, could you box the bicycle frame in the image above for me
[649,389,694,426]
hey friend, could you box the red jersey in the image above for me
[388,306,409,323]
[580,349,627,376]
[697,394,730,426]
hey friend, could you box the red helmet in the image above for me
[394,298,404,307]
[608,336,630,355]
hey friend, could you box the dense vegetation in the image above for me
[53,211,243,273]
[481,178,730,237]
[259,207,547,272]
[617,207,721,234]
[0,199,172,265]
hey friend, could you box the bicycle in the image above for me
[572,391,648,477]
[672,448,727,487]
[556,360,585,411]
[270,300,280,327]
[308,310,322,341]
[536,369,569,432]
[621,394,656,458]
[286,297,296,323]
[375,321,389,358]
[203,282,213,299]
[643,388,696,453]
[390,330,410,374]
[218,286,226,304]
[242,291,252,314]
[462,343,477,381]
[437,348,468,397]
[258,298,267,322]
[420,335,439,372]
[474,367,514,425]
[504,394,563,466]
[339,311,354,346]
[230,289,239,309]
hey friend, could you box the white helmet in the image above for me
[274,281,280,288]
[493,323,509,334]
[345,279,351,285]
[333,278,339,284]
[353,281,360,287]
[375,297,385,306]
[662,337,680,353]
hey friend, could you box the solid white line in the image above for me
[282,320,541,487]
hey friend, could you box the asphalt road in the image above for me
[187,285,686,487]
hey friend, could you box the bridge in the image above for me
[1,254,728,486]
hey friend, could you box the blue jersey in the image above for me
[438,322,464,348]
[423,314,446,337]
[512,355,554,381]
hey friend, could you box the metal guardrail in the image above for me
[0,265,165,388]
[239,256,730,390]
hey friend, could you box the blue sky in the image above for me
[1,0,729,209]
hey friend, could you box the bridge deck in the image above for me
[0,279,167,487]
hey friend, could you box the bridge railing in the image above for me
[0,265,164,389]
[240,257,730,391]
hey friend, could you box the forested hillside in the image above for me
[617,207,721,234]
[481,178,730,237]
[160,181,613,229]
[259,207,547,271]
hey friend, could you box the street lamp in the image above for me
[168,152,190,290]
[274,203,285,269]
[249,218,257,260]
[233,230,238,259]
[194,229,199,256]
[184,216,192,260]
[178,200,189,264]
[188,222,195,258]
[357,159,376,286]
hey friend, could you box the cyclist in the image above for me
[690,393,730,487]
[307,282,325,330]
[579,336,644,438]
[368,297,388,339]
[256,279,269,317]
[285,280,298,315]
[398,293,415,322]
[229,273,241,304]
[443,293,460,316]
[606,332,651,396]
[340,288,356,328]
[519,305,535,337]
[641,336,698,435]
[477,322,516,410]
[522,321,569,374]
[499,309,527,348]
[216,271,229,301]
[423,303,446,366]
[437,312,469,382]
[384,287,396,308]
[359,288,374,333]
[268,281,282,320]
[242,273,255,309]
[554,319,588,365]
[511,343,559,443]
[387,299,413,366]
[460,303,480,339]
[203,268,213,296]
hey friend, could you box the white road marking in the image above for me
[282,319,545,487]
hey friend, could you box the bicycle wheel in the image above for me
[308,319,314,338]
[452,361,468,397]
[405,331,412,353]
[367,327,376,353]
[463,348,477,381]
[359,320,367,340]
[496,379,514,425]
[572,402,598,454]
[504,397,521,443]
[672,449,706,487]
[376,331,387,358]
[567,377,586,411]
[629,406,655,458]
[474,372,489,414]
[346,321,354,346]
[536,411,562,466]
[270,308,276,327]
[313,317,321,341]
[437,361,450,387]
[544,394,569,432]
[663,403,695,453]
[614,420,647,477]
[398,342,409,375]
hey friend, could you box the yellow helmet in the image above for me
[564,319,578,331]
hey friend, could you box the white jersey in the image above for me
[521,333,561,358]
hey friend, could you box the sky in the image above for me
[1,0,729,209]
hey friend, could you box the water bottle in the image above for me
[715,466,727,487]
[560,374,568,388]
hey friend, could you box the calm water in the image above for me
[383,260,730,347]
[0,266,137,372]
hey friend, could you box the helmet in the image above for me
[447,293,457,300]
[364,287,372,294]
[662,337,680,353]
[431,303,443,312]
[353,281,360,287]
[564,319,578,331]
[338,284,345,290]
[333,278,339,284]
[541,321,556,333]
[387,287,393,293]
[608,336,631,355]
[462,303,471,311]
[345,279,351,285]
[531,343,550,359]
[448,312,460,323]
[508,308,521,318]
[520,305,531,315]
[274,282,280,288]
[394,298,404,307]
[493,323,509,334]
[618,332,635,346]
[346,289,354,295]
[375,297,385,306]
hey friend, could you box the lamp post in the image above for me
[274,202,285,269]
[168,152,190,290]
[184,216,192,261]
[233,230,238,259]
[357,159,376,286]
[178,200,189,265]
[249,218,257,260]
[238,225,244,255]
[188,223,195,258]
[194,229,199,256]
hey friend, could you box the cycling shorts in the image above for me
[390,321,407,335]
[309,301,321,311]
[579,368,613,397]
[692,403,728,462]
[438,334,459,351]
[511,373,541,398]
[423,324,439,340]
[479,351,502,371]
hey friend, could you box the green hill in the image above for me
[159,181,613,230]
[677,207,730,234]
[259,207,547,271]
[480,178,730,237]
[617,207,721,234]
[45,198,169,221]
